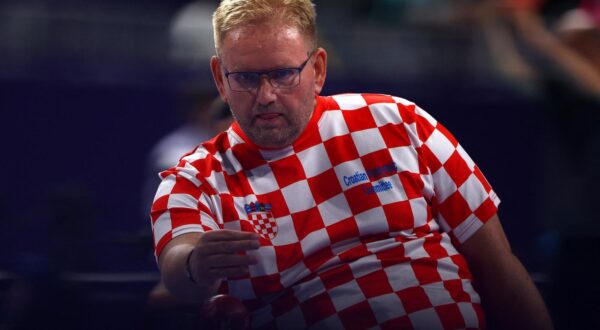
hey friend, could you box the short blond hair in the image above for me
[213,0,317,54]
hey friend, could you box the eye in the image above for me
[232,72,260,87]
[269,69,297,84]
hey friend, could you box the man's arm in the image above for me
[458,214,553,329]
[158,230,260,303]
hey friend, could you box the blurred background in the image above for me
[0,0,598,329]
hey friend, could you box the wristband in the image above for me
[185,248,197,284]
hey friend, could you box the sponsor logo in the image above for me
[341,162,397,195]
[244,202,277,240]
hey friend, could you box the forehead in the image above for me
[219,22,312,70]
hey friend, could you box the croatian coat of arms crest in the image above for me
[244,202,277,240]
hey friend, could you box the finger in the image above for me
[207,254,258,268]
[201,230,260,242]
[197,240,260,256]
[206,266,251,280]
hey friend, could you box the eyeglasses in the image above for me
[223,51,315,92]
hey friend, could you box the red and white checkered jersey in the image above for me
[151,93,500,329]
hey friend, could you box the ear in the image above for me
[312,47,328,95]
[211,56,228,103]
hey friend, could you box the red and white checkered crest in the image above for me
[248,211,278,240]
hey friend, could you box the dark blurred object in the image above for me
[200,295,249,330]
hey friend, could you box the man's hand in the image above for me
[188,230,260,286]
[158,230,260,303]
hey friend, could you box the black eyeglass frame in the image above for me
[222,50,316,92]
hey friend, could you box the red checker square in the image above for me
[379,123,411,148]
[397,104,417,124]
[398,172,424,200]
[381,315,413,330]
[300,292,337,325]
[155,232,173,257]
[363,94,395,105]
[171,176,202,199]
[376,245,409,268]
[396,286,433,314]
[422,235,450,259]
[344,184,382,215]
[219,194,239,222]
[338,300,378,330]
[416,116,436,142]
[270,291,300,317]
[231,145,268,170]
[320,264,354,290]
[338,244,370,263]
[307,168,343,204]
[304,247,335,272]
[169,207,201,228]
[361,149,394,180]
[437,191,472,229]
[274,243,303,270]
[323,134,360,166]
[474,166,493,192]
[326,217,360,245]
[436,124,459,147]
[291,208,325,240]
[382,201,414,232]
[294,128,324,154]
[419,144,443,173]
[474,198,498,224]
[356,270,394,298]
[450,255,473,279]
[224,171,253,197]
[444,151,473,188]
[343,106,378,132]
[435,303,466,330]
[269,155,307,188]
[151,195,169,220]
[250,273,283,297]
[411,259,442,285]
[443,279,472,303]
[256,190,290,218]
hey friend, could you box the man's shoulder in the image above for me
[322,93,417,111]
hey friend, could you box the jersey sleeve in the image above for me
[410,104,501,244]
[150,159,220,258]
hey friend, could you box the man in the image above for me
[152,0,553,328]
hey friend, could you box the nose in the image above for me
[255,75,277,105]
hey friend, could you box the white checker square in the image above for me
[332,93,367,110]
[355,207,389,236]
[415,106,438,127]
[153,175,176,201]
[403,238,430,259]
[312,314,344,330]
[369,102,402,126]
[222,219,242,231]
[431,167,458,203]
[384,263,419,291]
[368,293,406,324]
[281,180,315,213]
[436,257,461,281]
[271,215,298,246]
[300,227,331,256]
[366,237,401,254]
[458,173,488,211]
[317,193,353,226]
[333,159,366,191]
[276,306,306,330]
[351,128,387,156]
[456,145,475,170]
[425,129,455,165]
[409,198,429,228]
[297,143,332,178]
[404,122,423,148]
[247,164,280,194]
[179,163,202,187]
[392,96,414,107]
[318,110,349,142]
[376,175,408,205]
[328,280,366,311]
[293,277,326,303]
[222,149,243,175]
[422,283,454,306]
[408,307,443,329]
[172,224,204,237]
[389,146,420,174]
[458,302,480,328]
[207,170,228,194]
[248,246,278,276]
[349,254,382,279]
[167,193,198,209]
[153,212,172,247]
[454,216,483,244]
[259,145,294,162]
[280,261,311,287]
[228,278,256,300]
